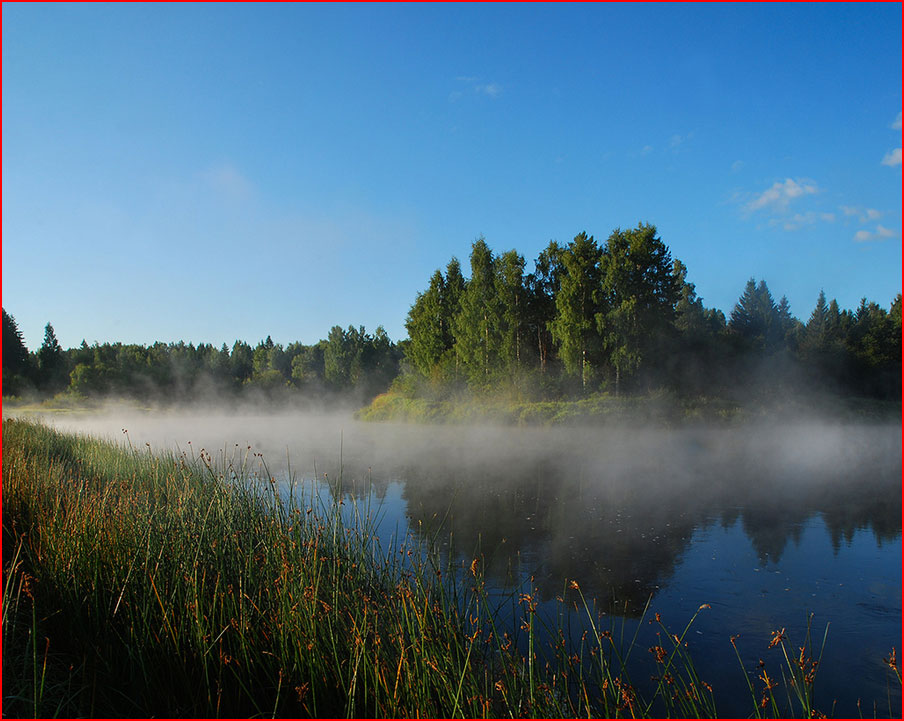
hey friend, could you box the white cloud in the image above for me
[745,178,818,213]
[892,111,902,130]
[854,225,896,242]
[640,145,654,156]
[475,82,502,98]
[730,160,744,173]
[840,205,881,223]
[881,148,901,166]
[780,211,836,231]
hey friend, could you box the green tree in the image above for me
[774,295,799,349]
[442,259,465,345]
[598,224,679,393]
[324,326,354,389]
[405,270,447,377]
[452,238,501,384]
[291,342,326,388]
[799,290,854,391]
[441,258,466,377]
[729,278,787,351]
[37,322,67,393]
[804,289,829,347]
[550,232,602,390]
[231,341,253,385]
[495,249,527,371]
[252,336,276,380]
[358,325,399,397]
[846,294,901,398]
[667,260,730,395]
[525,241,563,373]
[2,308,31,393]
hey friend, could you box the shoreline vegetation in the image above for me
[355,388,901,427]
[2,419,900,718]
[3,387,900,429]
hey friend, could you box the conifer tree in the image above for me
[729,278,784,350]
[2,308,30,377]
[37,322,66,391]
[805,289,829,347]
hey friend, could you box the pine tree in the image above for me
[805,290,829,346]
[2,308,30,376]
[37,322,65,392]
[729,278,785,351]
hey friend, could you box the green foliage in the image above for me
[3,308,30,374]
[0,308,400,404]
[405,270,448,376]
[37,322,67,393]
[495,249,528,372]
[550,232,603,388]
[729,278,789,351]
[2,308,32,394]
[290,342,325,388]
[5,217,899,408]
[231,340,254,384]
[452,237,503,384]
[397,224,899,405]
[598,223,680,392]
[323,325,401,396]
[525,241,563,373]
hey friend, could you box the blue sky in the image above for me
[3,3,901,350]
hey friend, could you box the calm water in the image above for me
[31,410,902,717]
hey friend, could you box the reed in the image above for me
[2,418,897,718]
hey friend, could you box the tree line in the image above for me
[3,221,900,406]
[403,223,901,400]
[1,312,401,404]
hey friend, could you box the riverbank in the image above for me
[5,418,891,717]
[356,388,900,427]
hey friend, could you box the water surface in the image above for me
[30,410,902,716]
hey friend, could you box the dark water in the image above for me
[34,412,902,717]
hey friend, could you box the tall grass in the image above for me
[2,418,898,717]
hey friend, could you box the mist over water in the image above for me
[18,406,902,716]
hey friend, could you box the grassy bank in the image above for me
[356,388,900,427]
[2,419,898,717]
